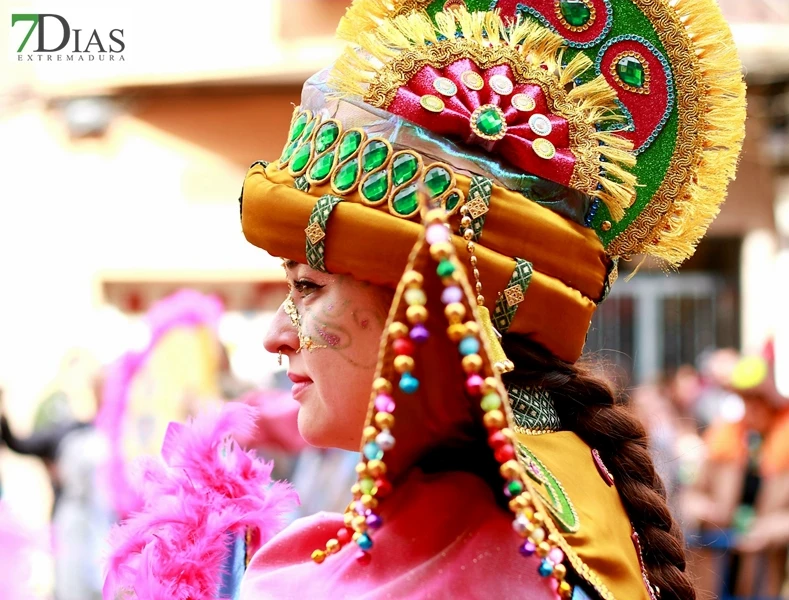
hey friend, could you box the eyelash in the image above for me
[291,279,323,297]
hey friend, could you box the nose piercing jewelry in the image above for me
[277,351,283,366]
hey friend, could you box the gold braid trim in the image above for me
[605,0,746,264]
[330,8,636,221]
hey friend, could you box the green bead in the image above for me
[333,158,359,191]
[309,151,334,180]
[316,122,340,153]
[445,192,461,212]
[481,392,502,412]
[424,167,452,197]
[392,153,419,186]
[360,477,375,495]
[436,259,455,278]
[617,56,645,88]
[475,107,504,137]
[391,184,419,215]
[280,139,299,163]
[289,112,309,142]
[362,140,390,172]
[361,170,389,202]
[507,480,524,496]
[290,143,312,173]
[559,0,592,27]
[339,131,363,161]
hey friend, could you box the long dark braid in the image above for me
[501,335,696,600]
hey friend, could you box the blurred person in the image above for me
[684,355,789,598]
[695,348,741,433]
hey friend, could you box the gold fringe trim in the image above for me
[613,0,746,265]
[330,7,636,221]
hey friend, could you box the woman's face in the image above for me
[264,261,392,450]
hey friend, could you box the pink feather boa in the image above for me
[0,502,43,600]
[103,402,298,600]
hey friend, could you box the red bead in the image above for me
[337,527,352,545]
[393,337,415,356]
[356,551,372,565]
[488,430,508,450]
[465,374,484,396]
[374,478,392,498]
[494,444,515,463]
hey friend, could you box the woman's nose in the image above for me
[263,302,299,355]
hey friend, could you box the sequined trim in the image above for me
[492,258,533,334]
[516,443,579,533]
[508,385,562,433]
[305,195,343,272]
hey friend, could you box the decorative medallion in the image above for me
[466,197,489,220]
[504,284,525,307]
[555,0,597,33]
[460,70,484,91]
[304,222,326,245]
[470,104,507,141]
[511,93,536,112]
[420,94,446,113]
[611,51,651,94]
[433,77,458,97]
[488,74,514,96]
[532,138,556,160]
[528,113,553,137]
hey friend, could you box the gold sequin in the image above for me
[420,94,445,113]
[532,138,557,160]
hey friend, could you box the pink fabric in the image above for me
[241,469,559,599]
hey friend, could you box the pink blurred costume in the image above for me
[241,468,558,599]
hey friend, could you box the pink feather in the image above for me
[103,403,298,600]
[0,502,44,600]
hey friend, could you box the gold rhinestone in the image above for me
[504,285,525,307]
[433,77,458,97]
[460,70,484,91]
[532,138,556,160]
[305,222,325,244]
[601,220,612,231]
[420,94,445,113]
[489,74,514,96]
[511,93,536,112]
[466,198,489,219]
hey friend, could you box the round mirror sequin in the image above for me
[420,94,446,113]
[489,74,514,96]
[532,138,556,160]
[528,114,553,137]
[511,94,536,112]
[433,77,458,97]
[461,70,484,91]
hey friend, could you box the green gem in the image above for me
[507,480,524,496]
[316,122,340,153]
[361,170,389,202]
[481,392,502,412]
[559,0,592,27]
[362,140,390,173]
[392,153,419,186]
[391,184,419,215]
[617,56,645,88]
[302,118,316,141]
[446,192,461,212]
[290,143,312,173]
[436,259,455,277]
[333,158,359,191]
[309,151,334,180]
[475,108,504,137]
[339,131,362,161]
[280,139,299,163]
[289,112,309,142]
[360,477,375,495]
[424,167,451,197]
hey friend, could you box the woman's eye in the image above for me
[292,279,322,297]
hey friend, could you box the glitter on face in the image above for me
[317,326,341,347]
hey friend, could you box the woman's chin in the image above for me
[297,411,360,451]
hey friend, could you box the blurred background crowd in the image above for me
[1,0,789,598]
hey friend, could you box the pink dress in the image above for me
[240,468,559,599]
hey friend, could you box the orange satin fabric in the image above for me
[241,161,607,363]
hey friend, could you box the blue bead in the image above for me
[538,559,554,577]
[356,533,373,551]
[363,442,383,461]
[459,336,480,356]
[399,373,419,394]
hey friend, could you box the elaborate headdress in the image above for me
[240,0,745,597]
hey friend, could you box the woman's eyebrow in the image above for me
[282,259,299,272]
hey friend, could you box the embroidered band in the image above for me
[493,258,534,334]
[305,195,343,272]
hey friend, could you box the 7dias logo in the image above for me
[11,14,125,62]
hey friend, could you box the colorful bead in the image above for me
[311,549,327,563]
[506,480,524,497]
[367,459,387,477]
[360,477,375,495]
[356,533,373,551]
[459,336,481,356]
[374,394,395,413]
[366,514,383,529]
[399,373,420,394]
[494,444,515,463]
[393,337,415,356]
[441,285,463,305]
[483,410,506,429]
[436,259,456,277]
[426,223,451,245]
[406,305,428,324]
[409,324,429,343]
[512,515,530,535]
[465,374,484,395]
[376,430,396,451]
[356,551,372,565]
[404,288,427,306]
[374,478,392,498]
[326,539,340,554]
[519,541,537,557]
[447,323,468,342]
[393,355,415,373]
[539,559,554,577]
[337,527,351,544]
[488,430,508,449]
[481,392,502,412]
[549,548,565,564]
[461,354,483,374]
[363,442,384,461]
[531,527,546,543]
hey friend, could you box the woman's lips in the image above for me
[288,372,313,400]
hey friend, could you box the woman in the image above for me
[236,1,746,598]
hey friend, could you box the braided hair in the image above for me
[502,336,696,600]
